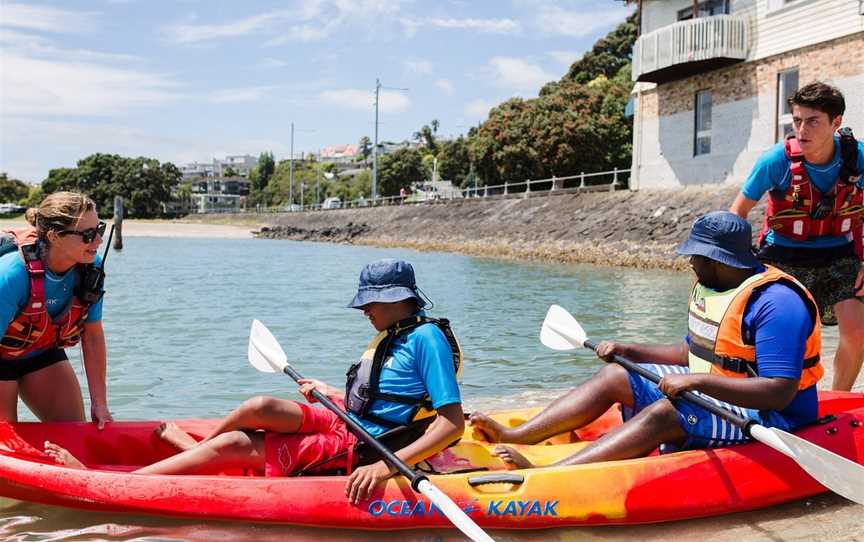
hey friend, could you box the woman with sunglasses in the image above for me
[0,191,112,428]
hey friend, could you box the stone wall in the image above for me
[250,185,764,271]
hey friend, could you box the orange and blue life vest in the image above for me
[687,265,823,390]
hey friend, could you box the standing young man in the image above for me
[730,82,864,391]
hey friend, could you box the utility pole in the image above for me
[316,149,321,206]
[289,121,295,205]
[372,79,380,202]
[371,78,408,202]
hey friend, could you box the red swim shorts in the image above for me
[264,399,359,477]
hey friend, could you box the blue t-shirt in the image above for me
[0,248,103,360]
[742,136,864,248]
[349,321,462,437]
[741,280,816,424]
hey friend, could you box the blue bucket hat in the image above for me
[677,211,761,269]
[348,259,427,309]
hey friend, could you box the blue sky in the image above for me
[0,0,634,183]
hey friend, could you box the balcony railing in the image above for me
[633,15,750,84]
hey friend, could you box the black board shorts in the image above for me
[0,348,69,381]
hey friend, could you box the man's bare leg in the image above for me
[832,298,864,391]
[155,422,199,451]
[199,396,306,443]
[494,399,687,468]
[46,430,266,475]
[470,364,635,444]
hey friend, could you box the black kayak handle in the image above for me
[468,473,525,487]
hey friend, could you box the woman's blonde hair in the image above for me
[25,191,96,242]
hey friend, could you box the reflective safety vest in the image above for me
[760,128,864,259]
[345,316,463,429]
[687,265,823,389]
[0,229,90,360]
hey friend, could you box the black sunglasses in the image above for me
[59,221,107,243]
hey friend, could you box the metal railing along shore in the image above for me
[200,167,630,214]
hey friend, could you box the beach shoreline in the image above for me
[0,218,256,239]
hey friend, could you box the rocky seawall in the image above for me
[250,184,761,271]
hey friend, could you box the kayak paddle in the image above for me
[540,304,864,506]
[248,320,496,542]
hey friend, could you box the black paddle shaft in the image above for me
[280,364,428,490]
[583,340,753,432]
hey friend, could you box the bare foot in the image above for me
[493,445,534,469]
[44,441,86,469]
[155,422,198,451]
[468,412,513,443]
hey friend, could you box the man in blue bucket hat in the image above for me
[45,259,464,505]
[470,211,824,468]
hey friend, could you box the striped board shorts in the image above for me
[622,363,801,450]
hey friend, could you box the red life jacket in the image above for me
[0,229,90,360]
[759,128,864,259]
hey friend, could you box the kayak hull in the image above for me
[0,391,862,529]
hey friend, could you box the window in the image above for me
[677,0,730,20]
[767,0,806,13]
[694,90,712,156]
[776,69,799,142]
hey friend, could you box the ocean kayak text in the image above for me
[367,499,559,517]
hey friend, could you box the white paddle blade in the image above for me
[416,480,496,542]
[540,305,587,350]
[750,425,864,505]
[248,320,288,374]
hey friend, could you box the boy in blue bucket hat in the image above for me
[45,259,464,505]
[470,211,824,468]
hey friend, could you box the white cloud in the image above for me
[429,17,519,34]
[256,57,288,69]
[0,3,98,33]
[485,57,555,92]
[403,59,433,76]
[0,117,292,182]
[208,86,275,104]
[1,29,143,63]
[464,99,495,119]
[163,1,408,45]
[547,50,583,67]
[435,79,454,95]
[319,88,410,113]
[535,4,632,37]
[162,11,291,44]
[1,53,181,116]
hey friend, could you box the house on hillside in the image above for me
[320,144,359,165]
[629,0,863,189]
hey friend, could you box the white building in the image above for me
[214,155,258,177]
[629,0,864,189]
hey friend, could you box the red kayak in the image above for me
[0,391,862,529]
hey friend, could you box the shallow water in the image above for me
[3,236,842,541]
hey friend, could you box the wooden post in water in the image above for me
[113,196,124,250]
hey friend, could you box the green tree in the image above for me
[561,12,637,85]
[377,148,425,197]
[41,153,180,218]
[358,136,372,166]
[0,173,31,203]
[465,11,636,187]
[223,166,238,177]
[413,123,438,155]
[436,137,472,187]
[257,152,275,189]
